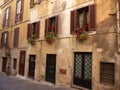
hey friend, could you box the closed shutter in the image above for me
[89,5,96,31]
[119,1,120,25]
[20,0,24,21]
[45,19,49,36]
[36,21,40,39]
[55,16,58,36]
[13,28,19,47]
[27,24,32,39]
[37,0,41,4]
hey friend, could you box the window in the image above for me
[2,7,11,27]
[100,62,115,85]
[1,31,8,48]
[30,0,41,8]
[13,58,17,69]
[45,16,58,37]
[15,0,23,23]
[13,28,19,48]
[70,5,96,34]
[27,21,40,39]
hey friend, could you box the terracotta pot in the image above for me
[31,41,36,46]
[47,39,54,44]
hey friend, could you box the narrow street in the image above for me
[0,73,78,90]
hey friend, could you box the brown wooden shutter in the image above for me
[2,11,6,28]
[37,0,41,4]
[89,5,96,31]
[20,0,24,21]
[45,19,49,36]
[55,16,58,36]
[6,31,8,48]
[1,33,4,48]
[70,11,75,34]
[8,6,11,26]
[27,24,32,39]
[36,21,40,39]
[13,28,19,47]
[30,0,34,8]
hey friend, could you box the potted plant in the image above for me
[45,32,55,44]
[28,34,36,45]
[74,23,88,42]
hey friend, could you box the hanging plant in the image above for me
[74,23,88,42]
[28,34,36,45]
[45,32,55,44]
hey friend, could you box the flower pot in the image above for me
[46,39,54,44]
[31,41,36,46]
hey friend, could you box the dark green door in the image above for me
[2,57,7,72]
[73,52,92,89]
[45,54,56,84]
[28,55,36,79]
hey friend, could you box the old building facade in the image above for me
[0,0,120,90]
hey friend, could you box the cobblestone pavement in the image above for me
[0,73,78,90]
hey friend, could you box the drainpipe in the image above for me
[117,0,120,53]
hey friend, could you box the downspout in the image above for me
[117,0,120,53]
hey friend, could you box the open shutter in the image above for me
[89,5,96,31]
[8,6,11,26]
[30,0,34,8]
[45,19,49,36]
[6,31,8,48]
[27,24,32,39]
[13,28,19,47]
[55,16,58,36]
[1,33,3,48]
[70,10,78,34]
[2,11,6,28]
[37,0,41,4]
[20,0,24,21]
[36,21,40,39]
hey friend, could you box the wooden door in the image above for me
[19,51,26,76]
[73,52,92,89]
[2,57,7,72]
[45,54,56,84]
[28,55,36,79]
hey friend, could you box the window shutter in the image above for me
[2,11,6,28]
[37,0,41,4]
[20,0,24,21]
[1,33,4,48]
[119,1,120,25]
[70,10,77,34]
[89,5,96,31]
[55,16,58,36]
[70,11,74,34]
[6,31,8,48]
[45,19,49,36]
[8,6,11,26]
[27,24,32,39]
[13,28,19,47]
[30,0,34,8]
[36,21,40,39]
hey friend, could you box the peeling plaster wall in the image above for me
[0,0,120,90]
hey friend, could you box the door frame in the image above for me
[45,54,56,84]
[72,52,92,90]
